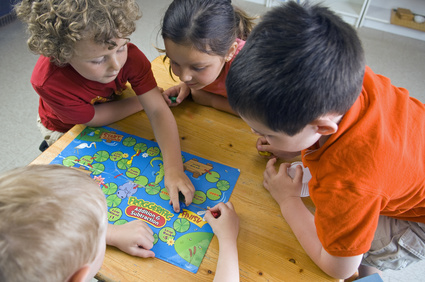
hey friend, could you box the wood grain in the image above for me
[30,56,336,282]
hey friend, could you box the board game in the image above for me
[49,126,240,273]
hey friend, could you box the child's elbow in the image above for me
[320,253,362,280]
[326,268,358,280]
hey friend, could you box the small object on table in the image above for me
[170,96,177,103]
[396,7,414,21]
[287,161,311,197]
[211,211,220,218]
[258,150,272,157]
[192,203,221,219]
[414,15,425,24]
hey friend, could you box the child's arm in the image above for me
[106,221,155,258]
[85,96,143,127]
[191,89,236,115]
[162,82,191,106]
[137,87,195,212]
[263,158,362,279]
[204,202,240,282]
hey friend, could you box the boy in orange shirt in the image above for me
[226,2,425,280]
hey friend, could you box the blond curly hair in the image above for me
[15,0,141,66]
[0,165,107,281]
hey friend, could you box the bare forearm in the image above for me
[280,198,323,260]
[139,90,184,170]
[280,198,361,279]
[214,239,239,282]
[147,107,183,170]
[105,224,119,247]
[86,96,143,127]
[191,89,237,115]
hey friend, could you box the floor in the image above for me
[1,0,425,281]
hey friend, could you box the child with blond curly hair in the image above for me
[15,0,194,213]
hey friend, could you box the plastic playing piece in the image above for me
[287,161,311,197]
[258,150,272,157]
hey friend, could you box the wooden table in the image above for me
[30,56,337,281]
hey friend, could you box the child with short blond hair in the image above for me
[0,165,108,281]
[0,165,240,281]
[15,0,194,213]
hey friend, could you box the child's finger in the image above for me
[278,162,291,176]
[132,248,155,258]
[263,158,277,182]
[203,209,217,223]
[256,136,268,149]
[180,185,194,206]
[292,164,304,183]
[168,189,181,213]
[265,158,277,173]
[224,201,235,211]
[204,203,226,220]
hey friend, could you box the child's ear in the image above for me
[225,41,239,62]
[67,265,90,282]
[311,115,341,135]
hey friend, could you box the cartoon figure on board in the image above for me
[150,156,165,184]
[117,181,139,199]
[74,142,96,154]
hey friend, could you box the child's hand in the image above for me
[204,202,239,242]
[256,136,301,160]
[162,82,191,106]
[166,169,195,213]
[263,158,303,207]
[106,221,155,258]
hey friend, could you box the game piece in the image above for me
[258,150,272,157]
[287,161,311,197]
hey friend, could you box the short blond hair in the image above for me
[0,165,107,281]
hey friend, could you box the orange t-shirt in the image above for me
[302,66,425,257]
[201,38,245,97]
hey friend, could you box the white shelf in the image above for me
[363,4,390,23]
[301,0,369,27]
[245,0,425,41]
[320,0,365,18]
[361,0,425,41]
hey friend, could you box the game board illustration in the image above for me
[49,126,240,273]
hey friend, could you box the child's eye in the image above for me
[91,57,106,64]
[192,66,205,72]
[117,44,127,53]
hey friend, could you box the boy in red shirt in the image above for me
[226,2,425,279]
[15,0,194,213]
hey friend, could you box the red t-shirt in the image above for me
[302,66,425,257]
[201,39,245,97]
[31,43,157,132]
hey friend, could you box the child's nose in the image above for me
[180,68,192,82]
[109,55,121,71]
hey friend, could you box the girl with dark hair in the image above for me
[161,0,255,114]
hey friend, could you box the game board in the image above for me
[49,126,240,273]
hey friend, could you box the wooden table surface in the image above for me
[30,56,337,281]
